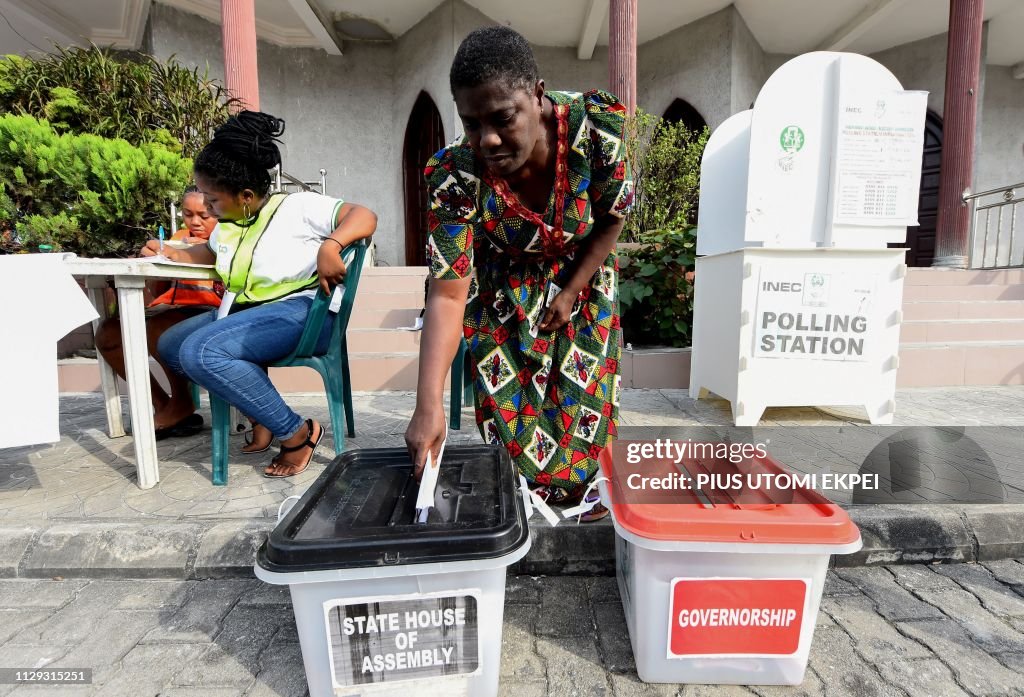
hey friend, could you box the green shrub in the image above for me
[617,109,708,347]
[0,114,192,256]
[622,109,709,242]
[0,45,236,158]
[619,227,696,348]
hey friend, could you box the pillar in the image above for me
[933,0,984,268]
[608,0,638,112]
[221,0,260,112]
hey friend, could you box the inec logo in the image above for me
[779,126,805,154]
[802,272,830,306]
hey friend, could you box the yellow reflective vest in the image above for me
[212,193,319,305]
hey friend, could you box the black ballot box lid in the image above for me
[257,445,529,573]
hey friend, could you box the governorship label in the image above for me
[668,578,810,657]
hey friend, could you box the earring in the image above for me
[243,202,251,221]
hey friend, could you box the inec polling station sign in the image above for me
[754,265,876,362]
[668,578,810,657]
[325,591,479,688]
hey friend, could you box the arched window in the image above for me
[662,98,707,135]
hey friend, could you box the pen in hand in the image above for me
[158,225,165,255]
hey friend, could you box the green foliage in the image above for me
[0,45,237,158]
[15,211,80,252]
[0,114,193,256]
[618,227,697,348]
[622,109,709,243]
[0,46,233,256]
[617,108,708,346]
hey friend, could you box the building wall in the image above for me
[869,27,1023,194]
[395,1,457,146]
[977,65,1024,191]
[871,32,949,115]
[391,2,457,266]
[764,53,794,80]
[148,3,403,264]
[534,46,609,94]
[146,1,1023,266]
[730,7,766,113]
[636,8,732,128]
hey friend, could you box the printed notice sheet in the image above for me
[833,90,928,226]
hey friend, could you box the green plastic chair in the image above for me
[449,338,474,430]
[207,239,367,485]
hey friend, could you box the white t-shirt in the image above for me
[208,191,344,303]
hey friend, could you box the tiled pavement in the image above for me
[1,389,1023,695]
[2,387,1022,522]
[0,562,1023,696]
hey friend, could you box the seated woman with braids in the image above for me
[141,111,377,477]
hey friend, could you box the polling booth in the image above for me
[689,52,928,426]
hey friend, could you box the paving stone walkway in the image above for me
[1,561,1023,696]
[2,387,1022,522]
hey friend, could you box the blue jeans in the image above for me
[158,295,333,439]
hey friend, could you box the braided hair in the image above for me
[193,111,285,196]
[180,184,202,202]
[450,26,538,95]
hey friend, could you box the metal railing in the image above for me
[966,181,1024,269]
[273,164,328,195]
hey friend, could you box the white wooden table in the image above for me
[64,257,217,489]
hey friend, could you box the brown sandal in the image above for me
[532,484,586,507]
[263,419,323,478]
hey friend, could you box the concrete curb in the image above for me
[3,504,1022,579]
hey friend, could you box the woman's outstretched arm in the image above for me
[405,275,472,475]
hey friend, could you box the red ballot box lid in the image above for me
[598,444,861,546]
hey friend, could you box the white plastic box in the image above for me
[599,448,862,685]
[256,446,530,697]
[256,551,529,697]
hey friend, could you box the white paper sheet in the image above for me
[0,255,99,448]
[414,436,446,524]
[137,255,215,269]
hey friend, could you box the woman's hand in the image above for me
[538,290,578,332]
[405,404,448,480]
[140,240,182,261]
[316,241,348,295]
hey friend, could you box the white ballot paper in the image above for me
[415,435,447,524]
[0,255,99,447]
[144,256,216,269]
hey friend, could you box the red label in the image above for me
[668,578,808,657]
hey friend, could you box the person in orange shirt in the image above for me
[95,187,223,439]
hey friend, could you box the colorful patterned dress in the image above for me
[425,89,634,491]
